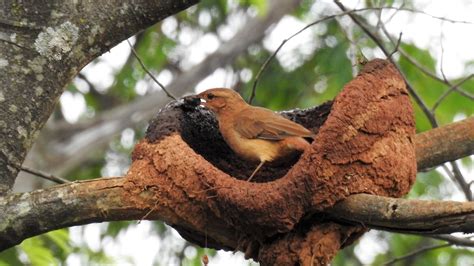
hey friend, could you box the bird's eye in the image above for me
[207,93,215,100]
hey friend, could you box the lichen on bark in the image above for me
[0,0,198,194]
[33,21,79,61]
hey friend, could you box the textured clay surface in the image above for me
[124,59,416,265]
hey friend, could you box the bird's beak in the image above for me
[196,93,208,107]
[182,95,201,107]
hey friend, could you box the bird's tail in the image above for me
[286,137,312,152]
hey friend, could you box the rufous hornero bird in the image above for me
[194,88,314,181]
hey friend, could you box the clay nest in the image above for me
[125,59,417,265]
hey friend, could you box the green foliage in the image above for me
[239,20,353,110]
[0,248,22,266]
[408,170,445,200]
[69,157,104,181]
[399,43,473,131]
[239,0,268,15]
[197,0,228,31]
[332,245,363,266]
[112,27,177,102]
[18,229,72,266]
[105,221,135,238]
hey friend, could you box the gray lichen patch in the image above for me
[0,92,4,102]
[0,58,8,68]
[35,87,44,96]
[28,57,46,74]
[34,21,79,61]
[9,105,18,113]
[88,25,105,46]
[17,126,27,140]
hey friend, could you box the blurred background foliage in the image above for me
[1,0,473,265]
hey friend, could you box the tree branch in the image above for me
[0,0,198,194]
[327,194,474,234]
[430,234,474,247]
[2,178,474,251]
[415,117,474,171]
[382,243,450,266]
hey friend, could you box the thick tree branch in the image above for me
[328,194,474,234]
[2,178,474,252]
[0,176,241,252]
[0,0,198,193]
[415,117,474,171]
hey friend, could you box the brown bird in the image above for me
[196,88,314,181]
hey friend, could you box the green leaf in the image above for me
[45,229,71,254]
[21,237,58,266]
[0,247,22,266]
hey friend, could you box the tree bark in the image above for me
[328,193,474,234]
[415,117,474,171]
[0,0,198,194]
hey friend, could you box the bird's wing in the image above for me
[234,107,314,140]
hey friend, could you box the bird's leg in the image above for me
[247,160,265,182]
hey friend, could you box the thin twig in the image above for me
[8,162,70,184]
[439,30,449,83]
[388,32,402,59]
[388,8,473,24]
[384,3,405,25]
[450,162,473,201]
[455,87,474,100]
[380,23,474,105]
[248,38,284,104]
[383,243,451,265]
[431,234,474,247]
[336,1,438,126]
[249,6,408,104]
[248,5,473,104]
[334,1,438,127]
[432,74,474,111]
[440,164,471,201]
[138,198,160,223]
[77,72,99,93]
[334,17,360,76]
[395,45,473,103]
[442,164,457,182]
[126,39,176,100]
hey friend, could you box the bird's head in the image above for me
[197,88,246,114]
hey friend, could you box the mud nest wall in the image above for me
[123,59,417,265]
